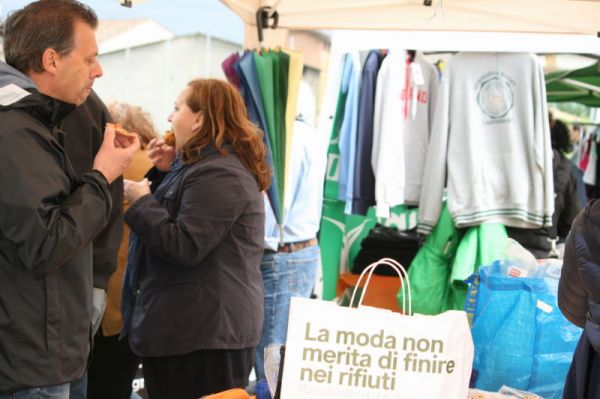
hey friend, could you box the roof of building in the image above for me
[97,19,175,54]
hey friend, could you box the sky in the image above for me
[0,0,244,44]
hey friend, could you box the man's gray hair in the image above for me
[2,0,98,73]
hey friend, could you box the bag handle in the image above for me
[349,257,412,315]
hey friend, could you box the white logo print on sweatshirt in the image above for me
[476,72,515,122]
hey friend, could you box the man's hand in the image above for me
[92,124,140,183]
[124,178,151,205]
[147,138,176,172]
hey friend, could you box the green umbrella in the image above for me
[273,50,289,212]
[237,51,282,224]
[254,50,289,224]
[546,61,600,107]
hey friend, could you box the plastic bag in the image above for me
[468,387,541,398]
[467,260,581,399]
[498,385,542,398]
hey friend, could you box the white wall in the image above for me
[93,33,242,133]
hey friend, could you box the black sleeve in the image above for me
[92,176,124,289]
[125,166,246,267]
[557,170,583,239]
[63,91,124,289]
[558,222,589,328]
[0,130,113,274]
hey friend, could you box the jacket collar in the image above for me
[29,91,77,130]
[176,142,231,164]
[0,61,76,130]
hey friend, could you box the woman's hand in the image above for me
[147,138,176,172]
[124,178,151,204]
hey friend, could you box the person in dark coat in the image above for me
[122,78,270,399]
[507,119,583,258]
[63,90,125,399]
[86,102,158,399]
[559,199,600,398]
[64,91,124,331]
[0,1,139,397]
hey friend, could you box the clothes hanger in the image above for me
[255,6,279,53]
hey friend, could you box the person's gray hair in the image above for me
[2,0,97,74]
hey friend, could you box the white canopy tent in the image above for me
[220,0,600,123]
[220,0,600,52]
[327,30,600,54]
[220,0,600,36]
[220,0,600,124]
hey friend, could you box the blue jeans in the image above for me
[254,244,319,380]
[69,288,106,399]
[68,374,86,399]
[0,383,70,399]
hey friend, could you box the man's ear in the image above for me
[41,48,59,74]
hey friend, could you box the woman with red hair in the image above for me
[123,79,270,398]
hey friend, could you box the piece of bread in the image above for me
[109,122,137,139]
[163,130,176,146]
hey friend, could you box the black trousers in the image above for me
[142,347,255,399]
[87,333,141,399]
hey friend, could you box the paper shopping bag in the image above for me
[281,258,474,399]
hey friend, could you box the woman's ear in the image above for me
[191,113,203,132]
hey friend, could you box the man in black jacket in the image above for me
[0,1,138,397]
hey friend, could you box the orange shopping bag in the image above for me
[336,271,402,312]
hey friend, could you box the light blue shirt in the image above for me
[337,52,361,214]
[264,119,327,250]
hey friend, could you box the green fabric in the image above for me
[336,286,363,308]
[318,60,420,299]
[398,207,508,314]
[271,50,289,207]
[253,50,292,222]
[448,223,508,311]
[319,80,347,299]
[254,52,281,220]
[398,204,461,315]
[253,52,275,147]
[546,61,600,107]
[275,51,288,182]
[320,199,347,300]
[322,82,347,201]
[320,203,418,300]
